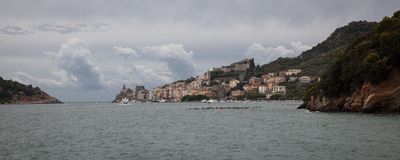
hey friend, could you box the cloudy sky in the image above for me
[0,0,399,102]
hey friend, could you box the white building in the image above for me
[190,79,203,89]
[258,85,268,94]
[299,76,311,83]
[229,79,240,88]
[272,86,286,95]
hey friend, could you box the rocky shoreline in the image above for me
[299,70,400,113]
[1,94,63,105]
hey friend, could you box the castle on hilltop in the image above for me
[204,58,254,83]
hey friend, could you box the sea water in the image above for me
[0,101,399,160]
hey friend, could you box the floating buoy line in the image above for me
[187,106,261,110]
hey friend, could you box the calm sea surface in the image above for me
[0,101,399,160]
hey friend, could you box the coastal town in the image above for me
[113,58,319,103]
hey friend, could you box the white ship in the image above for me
[121,97,129,104]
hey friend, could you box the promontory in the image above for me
[0,76,62,104]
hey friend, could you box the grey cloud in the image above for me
[31,23,112,34]
[290,41,312,53]
[113,46,139,58]
[0,23,113,35]
[245,42,311,65]
[112,43,196,84]
[0,26,33,35]
[33,24,81,34]
[140,44,196,80]
[93,23,113,32]
[48,38,107,89]
[0,0,399,26]
[116,64,172,88]
[11,71,70,88]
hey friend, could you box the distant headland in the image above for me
[0,76,62,104]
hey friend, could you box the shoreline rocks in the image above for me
[301,70,400,113]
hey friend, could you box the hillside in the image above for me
[261,21,377,76]
[0,77,62,104]
[302,10,400,112]
[165,20,377,85]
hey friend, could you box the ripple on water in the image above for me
[0,102,399,160]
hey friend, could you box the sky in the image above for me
[0,0,399,102]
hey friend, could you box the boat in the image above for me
[121,97,129,104]
[207,99,217,103]
[201,99,208,103]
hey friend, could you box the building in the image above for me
[190,79,204,89]
[135,85,149,101]
[288,77,298,83]
[268,72,277,77]
[266,78,277,90]
[231,58,253,71]
[278,71,287,76]
[261,75,271,83]
[121,84,128,92]
[210,86,225,99]
[286,69,302,76]
[113,84,150,102]
[274,76,286,83]
[272,86,286,95]
[249,77,262,86]
[137,90,149,101]
[221,82,231,95]
[220,65,234,72]
[229,79,240,88]
[299,76,311,83]
[258,85,268,94]
[231,89,245,97]
[243,84,258,92]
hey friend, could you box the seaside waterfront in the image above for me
[0,101,399,160]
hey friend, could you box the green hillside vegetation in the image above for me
[310,11,400,98]
[0,76,60,104]
[261,21,377,76]
[181,95,210,102]
[172,77,196,84]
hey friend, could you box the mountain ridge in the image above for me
[260,21,377,76]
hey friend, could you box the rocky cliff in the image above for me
[0,77,62,104]
[306,70,400,112]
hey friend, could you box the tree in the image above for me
[181,95,210,102]
[269,94,282,100]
